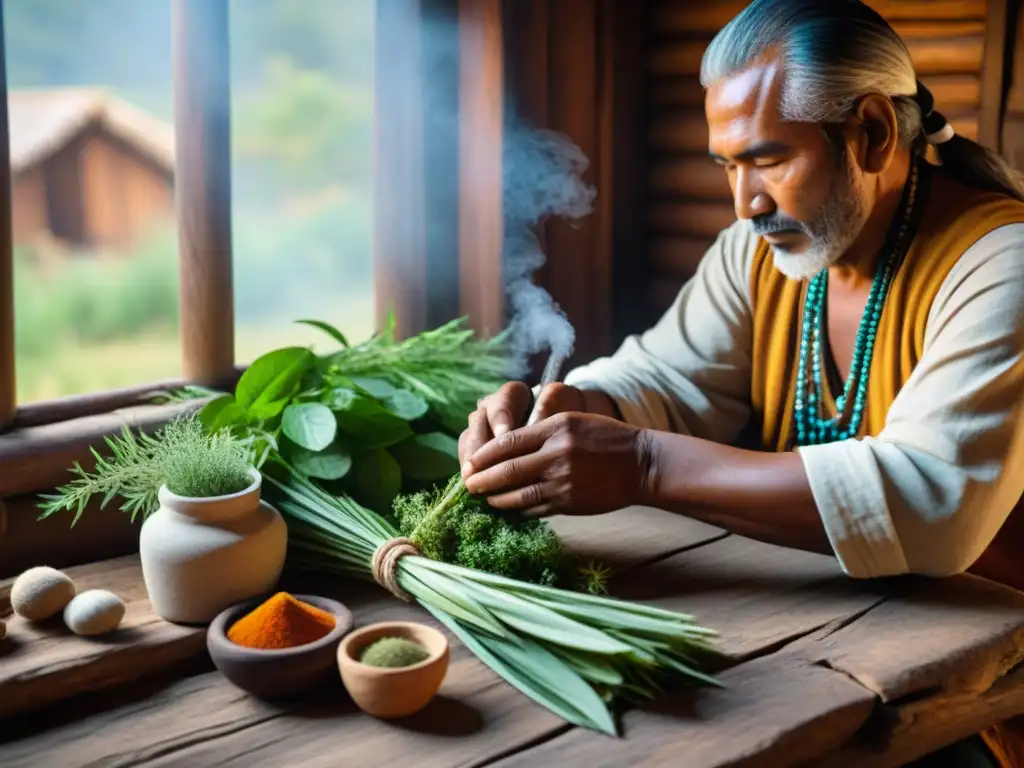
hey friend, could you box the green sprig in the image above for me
[38,415,255,525]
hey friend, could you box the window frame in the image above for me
[0,0,512,570]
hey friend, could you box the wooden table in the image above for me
[2,507,1024,767]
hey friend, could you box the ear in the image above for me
[848,94,900,174]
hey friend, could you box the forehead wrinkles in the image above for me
[707,57,787,153]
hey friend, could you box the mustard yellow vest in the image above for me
[747,164,1024,588]
[749,164,1024,453]
[746,165,1024,768]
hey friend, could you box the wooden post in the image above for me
[172,0,235,385]
[0,2,14,430]
[1004,1,1024,169]
[458,0,505,338]
[978,0,1011,151]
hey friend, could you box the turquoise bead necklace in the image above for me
[793,160,921,447]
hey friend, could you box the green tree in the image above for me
[234,54,373,193]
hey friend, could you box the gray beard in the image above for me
[751,153,868,280]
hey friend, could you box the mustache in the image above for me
[749,213,807,237]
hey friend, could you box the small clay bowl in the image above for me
[207,594,354,700]
[337,620,450,718]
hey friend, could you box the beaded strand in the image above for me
[793,162,920,447]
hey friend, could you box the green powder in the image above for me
[359,636,430,668]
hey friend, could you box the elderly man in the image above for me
[459,0,1024,764]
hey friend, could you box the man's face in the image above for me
[705,59,868,278]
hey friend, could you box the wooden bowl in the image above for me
[207,594,354,700]
[337,621,450,718]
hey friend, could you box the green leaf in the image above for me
[281,403,338,451]
[326,388,413,449]
[295,319,350,348]
[349,376,398,399]
[383,389,429,421]
[352,449,403,513]
[236,347,314,412]
[288,443,352,481]
[197,395,247,433]
[389,432,460,480]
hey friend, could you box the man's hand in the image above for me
[458,382,588,465]
[461,411,652,517]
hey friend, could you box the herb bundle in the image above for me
[41,315,720,734]
[192,315,509,515]
[269,469,720,735]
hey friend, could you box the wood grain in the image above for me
[0,2,13,432]
[647,39,708,77]
[8,377,224,431]
[649,237,716,279]
[611,534,886,663]
[0,495,139,579]
[649,155,729,199]
[0,401,195,498]
[795,575,1024,704]
[493,649,877,768]
[649,110,708,152]
[0,556,206,720]
[542,0,611,367]
[819,665,1024,768]
[647,36,984,79]
[0,586,566,768]
[549,505,726,572]
[978,0,1010,150]
[908,37,985,76]
[172,0,235,383]
[1003,0,1024,170]
[649,77,707,107]
[650,0,987,35]
[459,0,505,339]
[647,200,736,239]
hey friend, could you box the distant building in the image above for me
[10,88,175,253]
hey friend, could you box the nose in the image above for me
[732,166,774,221]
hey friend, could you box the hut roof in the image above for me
[9,88,175,174]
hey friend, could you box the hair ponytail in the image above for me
[701,0,1024,203]
[915,81,1024,202]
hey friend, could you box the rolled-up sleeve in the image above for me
[563,221,759,446]
[798,224,1024,578]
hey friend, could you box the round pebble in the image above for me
[11,566,77,621]
[63,590,126,636]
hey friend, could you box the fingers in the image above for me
[485,480,560,516]
[463,417,557,476]
[458,407,493,466]
[486,381,533,436]
[528,383,586,425]
[458,381,532,466]
[463,449,551,496]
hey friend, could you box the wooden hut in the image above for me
[10,88,175,253]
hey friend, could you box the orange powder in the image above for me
[227,592,336,650]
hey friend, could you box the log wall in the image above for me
[643,0,1004,315]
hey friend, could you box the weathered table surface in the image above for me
[2,506,1024,768]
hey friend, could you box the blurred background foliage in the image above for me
[7,0,376,402]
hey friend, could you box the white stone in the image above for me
[63,590,126,636]
[11,566,77,621]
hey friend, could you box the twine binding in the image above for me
[371,537,420,602]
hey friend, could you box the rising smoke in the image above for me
[502,115,596,380]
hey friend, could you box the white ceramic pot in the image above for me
[139,468,288,624]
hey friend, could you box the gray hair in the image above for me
[700,0,1024,201]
